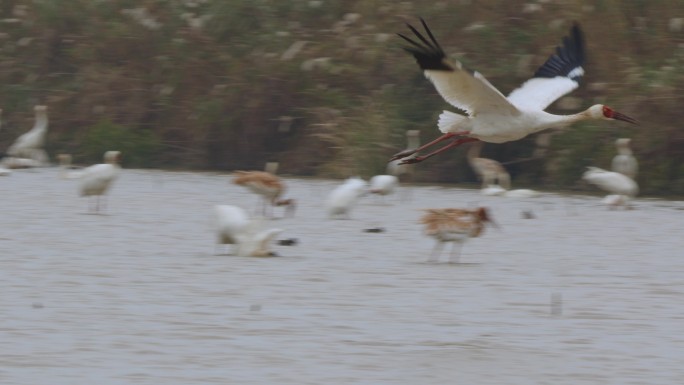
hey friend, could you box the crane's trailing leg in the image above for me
[390,132,457,162]
[399,137,479,165]
[390,131,476,164]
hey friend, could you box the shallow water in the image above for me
[2,168,683,385]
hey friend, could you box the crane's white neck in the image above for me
[531,109,596,134]
[33,109,48,131]
[617,146,633,155]
[104,151,121,165]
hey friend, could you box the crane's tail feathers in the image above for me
[437,110,467,133]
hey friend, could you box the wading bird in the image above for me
[421,207,497,263]
[369,174,399,203]
[79,151,122,213]
[467,141,511,190]
[582,166,638,209]
[391,19,637,165]
[325,177,367,219]
[232,171,296,218]
[7,105,49,165]
[214,205,283,257]
[611,138,638,179]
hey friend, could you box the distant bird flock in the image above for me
[1,19,647,261]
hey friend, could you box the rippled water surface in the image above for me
[2,168,683,384]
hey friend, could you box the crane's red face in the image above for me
[602,106,639,125]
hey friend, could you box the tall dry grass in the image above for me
[0,0,682,194]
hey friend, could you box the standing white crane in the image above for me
[390,19,637,165]
[324,177,368,219]
[582,166,638,209]
[214,205,283,257]
[7,105,49,165]
[611,138,638,179]
[79,151,122,213]
[420,207,498,263]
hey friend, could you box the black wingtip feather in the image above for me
[533,22,585,81]
[398,18,452,71]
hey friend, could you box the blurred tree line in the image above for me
[0,0,682,195]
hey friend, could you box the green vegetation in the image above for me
[1,0,683,195]
[82,120,161,168]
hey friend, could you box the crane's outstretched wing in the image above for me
[398,19,520,117]
[507,23,585,111]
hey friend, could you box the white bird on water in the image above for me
[503,188,541,198]
[369,174,399,203]
[611,138,638,179]
[480,184,507,196]
[7,105,50,165]
[79,151,122,213]
[325,177,368,219]
[582,166,638,209]
[391,19,638,165]
[214,205,283,257]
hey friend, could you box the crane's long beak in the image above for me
[613,111,639,125]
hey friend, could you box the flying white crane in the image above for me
[582,166,638,209]
[611,138,638,179]
[324,177,368,219]
[79,151,122,213]
[214,205,283,257]
[420,207,498,263]
[391,19,637,164]
[7,105,49,165]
